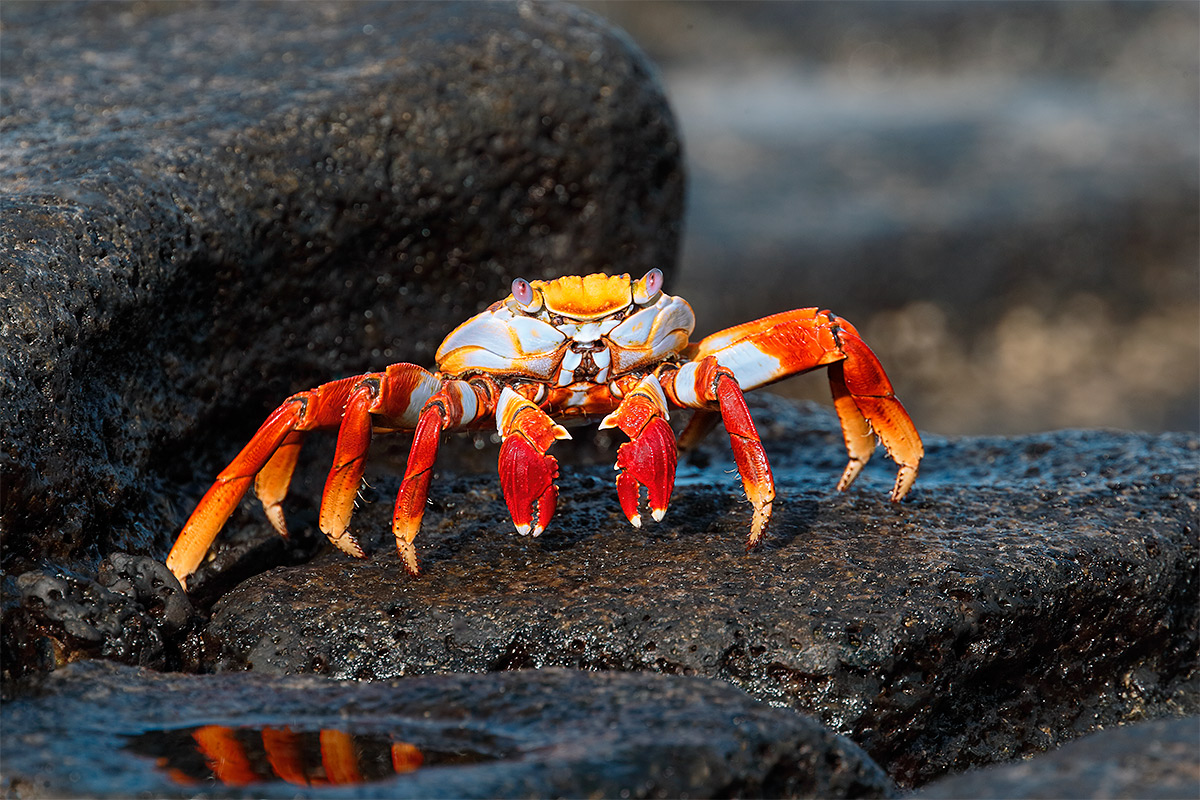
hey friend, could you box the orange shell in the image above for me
[534,273,633,320]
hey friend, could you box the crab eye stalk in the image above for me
[511,277,542,313]
[633,268,664,305]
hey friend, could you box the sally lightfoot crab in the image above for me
[166,270,923,587]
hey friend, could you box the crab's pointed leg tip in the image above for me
[628,513,643,529]
[397,539,420,576]
[264,504,290,539]
[531,525,545,538]
[891,465,918,502]
[514,522,532,536]
[745,501,772,550]
[325,527,365,559]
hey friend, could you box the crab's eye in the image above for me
[512,278,538,311]
[633,268,664,305]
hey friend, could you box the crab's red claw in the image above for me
[498,433,560,536]
[601,375,677,527]
[613,416,677,527]
[496,387,568,537]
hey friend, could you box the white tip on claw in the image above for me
[515,522,532,536]
[628,513,642,528]
[651,507,666,522]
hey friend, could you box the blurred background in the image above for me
[581,1,1198,435]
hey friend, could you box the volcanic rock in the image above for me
[201,394,1199,786]
[0,659,897,799]
[912,715,1200,800]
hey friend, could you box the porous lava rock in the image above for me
[201,395,1199,787]
[0,0,683,572]
[912,715,1200,800]
[2,554,197,680]
[0,659,897,799]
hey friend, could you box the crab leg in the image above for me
[664,357,775,547]
[829,325,922,500]
[691,307,923,501]
[166,365,443,588]
[388,378,492,574]
[166,375,361,586]
[319,729,363,785]
[317,364,447,562]
[599,374,677,527]
[496,386,570,538]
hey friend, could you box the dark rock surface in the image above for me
[912,715,1200,800]
[0,659,897,799]
[2,554,198,678]
[199,395,1199,787]
[0,0,683,572]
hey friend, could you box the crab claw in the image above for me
[496,387,569,536]
[499,434,560,536]
[600,375,677,527]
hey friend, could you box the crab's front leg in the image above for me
[663,358,776,547]
[599,374,678,527]
[495,386,570,537]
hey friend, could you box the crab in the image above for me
[166,270,923,588]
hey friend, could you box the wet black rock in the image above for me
[95,553,194,637]
[912,715,1200,800]
[2,554,196,681]
[0,0,683,572]
[1,659,897,799]
[201,395,1199,787]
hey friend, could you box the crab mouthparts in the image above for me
[556,344,612,386]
